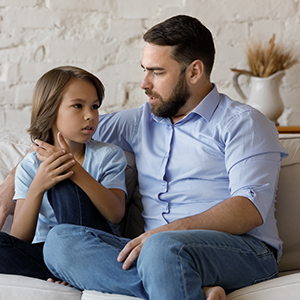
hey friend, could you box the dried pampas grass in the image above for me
[231,34,297,78]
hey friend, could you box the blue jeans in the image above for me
[0,179,112,279]
[0,234,57,280]
[43,224,278,300]
[47,179,113,234]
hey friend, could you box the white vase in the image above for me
[233,70,285,125]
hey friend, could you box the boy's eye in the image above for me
[73,104,82,108]
[92,104,100,110]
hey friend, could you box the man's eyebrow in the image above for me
[141,64,165,71]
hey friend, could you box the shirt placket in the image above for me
[159,123,174,222]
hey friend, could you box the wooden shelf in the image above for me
[277,126,300,134]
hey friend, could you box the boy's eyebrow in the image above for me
[141,64,165,71]
[69,98,100,103]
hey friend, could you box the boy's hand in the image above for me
[32,132,70,162]
[31,150,75,194]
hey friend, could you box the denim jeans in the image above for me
[47,179,113,233]
[0,233,58,280]
[0,179,112,279]
[44,224,278,300]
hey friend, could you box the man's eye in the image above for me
[73,104,82,108]
[153,72,163,76]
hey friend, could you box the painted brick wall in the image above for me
[0,0,299,132]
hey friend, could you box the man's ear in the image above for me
[187,60,205,84]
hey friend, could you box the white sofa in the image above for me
[1,131,300,300]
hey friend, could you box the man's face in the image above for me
[141,43,191,119]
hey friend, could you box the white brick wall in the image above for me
[0,0,299,132]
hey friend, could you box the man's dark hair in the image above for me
[143,15,215,76]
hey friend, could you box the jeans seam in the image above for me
[177,239,278,295]
[179,244,190,300]
[74,185,82,226]
[253,270,278,284]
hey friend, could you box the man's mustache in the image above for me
[145,89,160,99]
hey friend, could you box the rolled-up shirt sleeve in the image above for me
[229,152,281,222]
[223,109,288,223]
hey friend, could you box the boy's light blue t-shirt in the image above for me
[14,140,127,243]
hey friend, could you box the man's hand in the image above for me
[0,168,16,230]
[117,231,154,270]
[32,140,58,162]
[32,132,71,162]
[116,195,263,271]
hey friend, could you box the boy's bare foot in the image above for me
[47,278,73,287]
[203,286,226,300]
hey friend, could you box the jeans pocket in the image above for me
[242,234,273,257]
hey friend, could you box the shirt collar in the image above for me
[151,83,221,124]
[191,84,221,122]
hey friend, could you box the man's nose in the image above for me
[140,72,153,90]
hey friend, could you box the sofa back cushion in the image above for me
[0,132,31,183]
[277,134,300,272]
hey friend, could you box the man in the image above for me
[0,15,288,300]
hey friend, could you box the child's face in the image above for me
[53,78,100,146]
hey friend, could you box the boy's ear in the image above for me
[187,60,205,84]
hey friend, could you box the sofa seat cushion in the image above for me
[0,274,81,300]
[226,272,300,300]
[82,290,142,300]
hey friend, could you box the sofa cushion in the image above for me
[0,274,81,300]
[277,134,300,272]
[0,131,31,183]
[82,290,142,300]
[226,272,300,300]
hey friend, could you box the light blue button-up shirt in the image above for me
[94,85,288,256]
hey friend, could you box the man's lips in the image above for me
[146,92,160,104]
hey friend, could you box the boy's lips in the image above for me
[82,125,95,133]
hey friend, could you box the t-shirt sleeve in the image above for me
[98,146,128,196]
[14,153,39,201]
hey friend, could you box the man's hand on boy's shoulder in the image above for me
[32,132,71,163]
[0,172,16,230]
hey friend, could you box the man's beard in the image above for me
[146,73,191,119]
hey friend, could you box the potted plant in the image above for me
[231,34,297,124]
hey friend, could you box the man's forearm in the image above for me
[118,195,263,270]
[0,166,17,230]
[160,196,263,235]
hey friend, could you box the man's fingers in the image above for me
[122,246,142,270]
[0,217,5,231]
[117,239,138,262]
[33,140,59,162]
[117,237,144,270]
[34,139,54,152]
